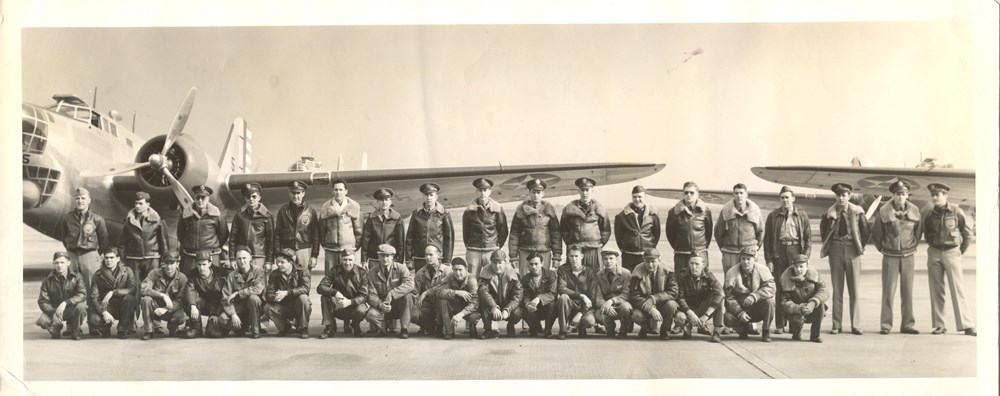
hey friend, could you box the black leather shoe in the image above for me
[901,328,920,335]
[399,329,409,339]
[792,333,802,341]
[810,337,823,343]
[299,330,310,339]
[963,328,977,336]
[761,331,771,343]
[710,331,721,343]
[71,332,82,341]
[556,332,566,340]
[638,328,648,338]
[851,327,864,335]
[141,333,152,341]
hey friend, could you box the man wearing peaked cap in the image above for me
[36,251,88,340]
[319,178,363,274]
[509,177,561,277]
[55,185,109,333]
[178,184,229,276]
[871,178,921,335]
[407,182,454,272]
[922,181,976,336]
[614,184,661,272]
[819,181,869,335]
[275,180,319,272]
[361,187,405,269]
[561,177,611,272]
[139,249,190,340]
[464,177,509,278]
[762,185,812,334]
[118,190,168,298]
[365,243,415,338]
[230,180,274,274]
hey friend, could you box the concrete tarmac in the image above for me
[20,225,980,380]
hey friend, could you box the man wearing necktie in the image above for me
[921,183,976,336]
[762,186,812,334]
[819,182,870,335]
[360,187,406,270]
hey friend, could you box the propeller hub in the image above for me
[149,153,166,170]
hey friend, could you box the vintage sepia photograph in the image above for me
[2,1,997,394]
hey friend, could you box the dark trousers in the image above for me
[88,295,138,333]
[140,296,188,333]
[186,294,226,337]
[522,303,555,334]
[555,294,596,334]
[267,294,312,333]
[724,298,775,334]
[580,247,601,272]
[36,302,87,336]
[409,294,439,332]
[438,298,478,336]
[771,243,803,328]
[124,258,160,290]
[787,303,825,340]
[365,297,412,332]
[674,297,724,328]
[622,253,643,272]
[594,301,635,333]
[480,304,524,332]
[220,295,263,335]
[632,299,679,333]
[320,295,368,327]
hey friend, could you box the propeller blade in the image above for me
[161,169,194,208]
[79,162,150,178]
[865,195,883,221]
[161,87,197,156]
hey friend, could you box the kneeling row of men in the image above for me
[38,240,830,342]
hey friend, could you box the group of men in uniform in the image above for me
[37,174,976,341]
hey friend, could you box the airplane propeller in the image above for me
[79,87,197,208]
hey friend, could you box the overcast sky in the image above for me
[20,22,978,201]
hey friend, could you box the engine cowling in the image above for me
[133,134,213,204]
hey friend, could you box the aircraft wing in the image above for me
[646,188,843,218]
[751,166,975,205]
[225,162,664,215]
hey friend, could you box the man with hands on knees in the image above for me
[317,249,369,339]
[520,252,558,337]
[554,245,598,340]
[364,244,415,339]
[266,248,312,339]
[780,255,830,343]
[437,257,480,340]
[723,246,776,342]
[184,251,229,338]
[88,248,138,339]
[36,251,88,340]
[221,246,266,338]
[477,250,523,338]
[629,248,679,340]
[594,248,634,339]
[140,251,189,340]
[673,253,724,343]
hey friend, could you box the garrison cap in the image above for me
[451,257,468,268]
[631,185,646,194]
[792,254,809,264]
[688,252,707,263]
[419,183,441,194]
[191,185,214,197]
[473,178,494,189]
[739,246,758,257]
[162,251,181,263]
[276,248,296,261]
[779,186,795,195]
[377,244,397,255]
[889,180,910,194]
[526,178,547,191]
[601,247,621,257]
[490,249,509,262]
[74,187,90,197]
[195,250,213,262]
[288,180,307,192]
[134,191,151,201]
[52,251,70,261]
[241,182,262,197]
[373,187,394,200]
[575,177,597,189]
[927,183,950,194]
[830,183,853,195]
[642,248,660,259]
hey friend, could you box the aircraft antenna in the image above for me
[91,86,98,109]
[498,161,503,171]
[131,110,137,133]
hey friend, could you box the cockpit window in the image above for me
[22,104,49,155]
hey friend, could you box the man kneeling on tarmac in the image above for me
[88,248,138,339]
[221,246,266,338]
[723,246,776,342]
[438,257,480,339]
[780,255,830,343]
[266,248,312,338]
[140,251,189,340]
[184,251,229,338]
[673,253,723,342]
[36,251,87,340]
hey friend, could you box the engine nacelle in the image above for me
[132,134,214,205]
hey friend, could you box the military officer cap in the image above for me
[927,183,950,194]
[377,244,397,256]
[241,182,262,197]
[490,249,509,262]
[601,247,621,257]
[191,185,214,197]
[288,180,307,192]
[526,178,547,191]
[195,250,213,262]
[162,251,181,263]
[419,183,441,194]
[473,178,494,189]
[739,246,758,257]
[373,187,394,200]
[134,191,151,201]
[451,257,468,268]
[276,248,296,261]
[52,251,70,261]
[575,177,597,189]
[74,187,90,197]
[642,248,660,259]
[340,249,355,257]
[234,245,252,255]
[792,254,809,264]
[779,186,795,195]
[830,183,853,195]
[631,185,646,194]
[888,180,910,194]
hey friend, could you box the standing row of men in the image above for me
[41,175,975,339]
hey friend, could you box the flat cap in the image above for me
[191,185,214,197]
[74,187,90,197]
[233,245,252,255]
[889,180,910,194]
[642,248,660,259]
[377,244,397,255]
[927,182,950,193]
[526,178,547,191]
[575,177,597,189]
[830,183,853,195]
[451,257,468,268]
[288,180,307,192]
[241,182,262,197]
[135,191,151,201]
[792,254,809,264]
[419,183,441,194]
[779,186,794,195]
[195,250,213,262]
[162,251,181,262]
[473,178,494,189]
[373,187,394,200]
[52,251,70,261]
[601,247,621,257]
[631,185,646,194]
[739,246,758,257]
[276,248,296,261]
[490,249,509,262]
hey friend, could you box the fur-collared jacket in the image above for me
[665,199,713,254]
[118,207,168,259]
[714,199,763,254]
[779,266,829,315]
[318,197,363,252]
[230,203,274,262]
[819,202,870,257]
[508,200,562,259]
[614,204,661,255]
[406,202,455,262]
[871,201,922,257]
[463,198,509,251]
[178,203,229,256]
[560,199,611,248]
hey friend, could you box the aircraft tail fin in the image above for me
[850,156,874,167]
[219,117,252,174]
[361,152,368,170]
